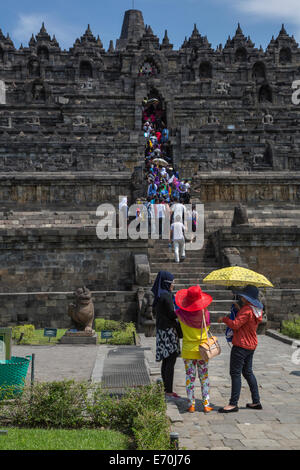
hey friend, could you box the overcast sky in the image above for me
[1,0,299,51]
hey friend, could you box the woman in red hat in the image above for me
[175,285,214,413]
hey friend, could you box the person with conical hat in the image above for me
[217,285,263,413]
[175,285,214,413]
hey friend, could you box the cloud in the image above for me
[12,13,79,49]
[234,0,300,23]
[218,0,300,42]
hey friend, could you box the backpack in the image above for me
[225,304,238,343]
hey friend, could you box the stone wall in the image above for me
[191,172,300,205]
[266,289,300,328]
[0,131,143,173]
[211,226,300,325]
[0,291,138,328]
[0,172,132,210]
[0,229,148,292]
[0,12,300,176]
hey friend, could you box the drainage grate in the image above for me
[101,346,151,395]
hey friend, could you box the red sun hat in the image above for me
[175,285,213,312]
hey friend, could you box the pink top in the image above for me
[175,308,210,329]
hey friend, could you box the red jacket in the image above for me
[222,305,262,350]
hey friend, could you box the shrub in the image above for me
[12,325,35,344]
[5,380,90,429]
[95,319,124,332]
[95,319,137,345]
[89,383,168,436]
[133,409,172,450]
[1,381,171,450]
[281,316,300,339]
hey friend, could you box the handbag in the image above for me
[199,313,221,361]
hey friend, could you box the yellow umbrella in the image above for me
[203,266,274,288]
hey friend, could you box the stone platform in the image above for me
[59,331,98,345]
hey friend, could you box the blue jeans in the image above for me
[229,346,260,406]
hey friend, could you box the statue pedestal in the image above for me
[59,330,98,345]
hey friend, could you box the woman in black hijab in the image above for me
[152,271,181,398]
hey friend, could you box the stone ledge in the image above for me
[166,401,184,423]
[0,171,132,182]
[266,329,300,347]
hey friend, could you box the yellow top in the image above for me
[179,319,209,360]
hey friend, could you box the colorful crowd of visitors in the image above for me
[136,97,199,261]
[142,96,192,206]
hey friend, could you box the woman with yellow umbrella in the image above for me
[203,266,273,413]
[217,285,264,413]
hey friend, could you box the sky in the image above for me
[1,0,299,51]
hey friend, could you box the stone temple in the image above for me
[0,9,299,331]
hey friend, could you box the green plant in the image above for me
[96,319,137,345]
[0,427,131,450]
[89,383,168,437]
[133,409,172,450]
[281,316,300,339]
[1,381,171,450]
[94,319,124,332]
[12,325,35,344]
[5,380,90,429]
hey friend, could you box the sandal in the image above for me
[246,403,263,410]
[218,406,239,413]
[188,405,195,413]
[203,406,214,413]
[165,392,181,399]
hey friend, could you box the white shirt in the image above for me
[172,203,186,221]
[171,222,185,240]
[156,204,166,218]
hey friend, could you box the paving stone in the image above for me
[223,438,247,450]
[210,447,232,451]
[210,423,240,434]
[144,335,300,451]
[240,438,281,449]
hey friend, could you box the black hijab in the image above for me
[151,271,174,308]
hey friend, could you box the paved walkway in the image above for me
[141,334,300,450]
[12,335,300,450]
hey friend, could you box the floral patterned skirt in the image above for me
[156,327,181,362]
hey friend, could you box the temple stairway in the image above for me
[148,238,232,333]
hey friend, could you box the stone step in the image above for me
[149,253,219,269]
[148,250,216,257]
[150,271,220,279]
[172,284,228,291]
[150,263,218,270]
[172,277,226,284]
[208,323,227,335]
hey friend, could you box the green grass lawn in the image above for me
[0,427,132,450]
[27,329,67,345]
[13,323,136,346]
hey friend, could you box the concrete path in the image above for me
[141,334,300,450]
[12,344,98,383]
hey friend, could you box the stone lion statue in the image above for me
[68,287,95,334]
